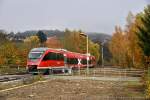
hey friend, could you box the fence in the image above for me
[71,67,145,78]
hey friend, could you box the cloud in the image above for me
[145,0,150,3]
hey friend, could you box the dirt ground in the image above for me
[0,77,145,100]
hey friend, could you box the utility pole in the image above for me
[80,32,89,74]
[101,44,104,67]
[86,35,89,74]
[101,39,108,67]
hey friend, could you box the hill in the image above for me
[87,32,111,43]
[7,30,111,43]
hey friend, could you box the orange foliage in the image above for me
[46,36,63,48]
[125,13,144,68]
[0,56,5,65]
[109,26,128,66]
[109,12,144,68]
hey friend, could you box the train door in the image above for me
[56,53,64,67]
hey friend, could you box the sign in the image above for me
[87,57,89,60]
[78,59,81,65]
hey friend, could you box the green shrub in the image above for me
[146,80,150,99]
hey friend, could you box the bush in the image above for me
[144,67,150,99]
[146,80,150,99]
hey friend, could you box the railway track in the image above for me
[0,74,31,82]
[0,67,145,83]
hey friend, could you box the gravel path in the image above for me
[46,75,140,82]
[0,77,145,100]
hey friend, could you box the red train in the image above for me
[27,48,96,74]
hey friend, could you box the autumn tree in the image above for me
[0,42,18,65]
[24,35,40,49]
[0,31,10,65]
[125,12,144,68]
[62,29,100,62]
[109,11,145,68]
[109,26,128,67]
[62,29,86,53]
[89,40,100,62]
[15,42,32,66]
[133,5,150,98]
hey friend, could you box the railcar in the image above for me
[27,47,96,74]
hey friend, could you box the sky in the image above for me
[0,0,149,34]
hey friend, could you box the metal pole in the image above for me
[87,35,89,74]
[101,45,103,67]
[79,32,89,74]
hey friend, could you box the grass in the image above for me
[123,81,145,98]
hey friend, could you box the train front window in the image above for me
[29,52,43,60]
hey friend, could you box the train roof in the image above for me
[30,47,67,53]
[31,47,49,52]
[30,47,93,57]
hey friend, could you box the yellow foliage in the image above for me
[24,36,39,49]
[24,36,39,44]
[109,26,128,66]
[109,12,144,68]
[146,80,150,99]
[89,40,100,62]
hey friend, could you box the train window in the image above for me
[57,53,64,60]
[42,52,57,61]
[81,59,87,64]
[81,59,92,64]
[50,53,57,60]
[74,58,78,64]
[67,58,69,64]
[28,52,43,60]
[89,60,92,64]
[42,52,51,61]
[67,58,78,64]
